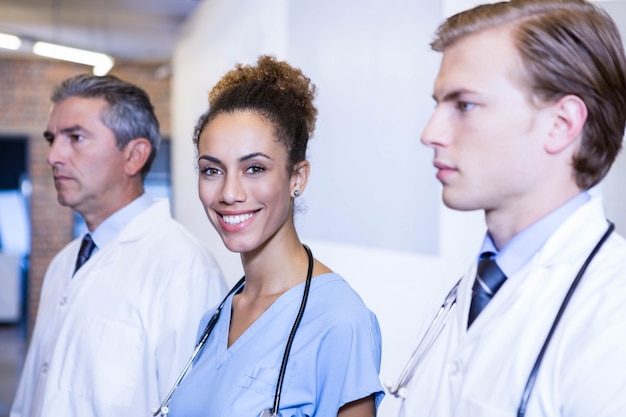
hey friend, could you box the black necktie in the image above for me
[468,251,507,327]
[74,233,97,275]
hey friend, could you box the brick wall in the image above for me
[0,56,171,336]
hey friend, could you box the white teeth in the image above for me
[222,212,254,225]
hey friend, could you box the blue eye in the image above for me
[457,101,476,112]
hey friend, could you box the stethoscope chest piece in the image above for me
[260,409,282,417]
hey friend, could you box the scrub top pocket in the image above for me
[239,364,293,396]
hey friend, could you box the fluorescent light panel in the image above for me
[32,41,115,75]
[0,33,21,50]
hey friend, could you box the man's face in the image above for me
[45,96,128,222]
[421,27,554,221]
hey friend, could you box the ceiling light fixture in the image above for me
[32,41,115,75]
[0,33,22,50]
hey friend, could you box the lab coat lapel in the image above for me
[74,200,168,279]
[460,198,608,340]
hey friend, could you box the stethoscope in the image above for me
[153,244,314,417]
[387,221,614,417]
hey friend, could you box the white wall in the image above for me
[284,1,440,254]
[443,0,499,16]
[170,0,626,416]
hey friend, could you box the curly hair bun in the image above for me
[209,55,317,139]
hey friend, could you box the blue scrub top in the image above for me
[167,273,384,416]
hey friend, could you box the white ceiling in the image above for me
[0,0,201,62]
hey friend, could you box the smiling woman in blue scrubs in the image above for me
[164,55,384,417]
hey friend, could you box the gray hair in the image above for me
[52,74,161,180]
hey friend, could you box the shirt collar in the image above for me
[480,191,590,277]
[90,193,153,251]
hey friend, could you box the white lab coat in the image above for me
[11,199,227,417]
[400,197,626,417]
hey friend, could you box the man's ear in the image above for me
[545,94,587,155]
[124,138,152,177]
[290,160,311,197]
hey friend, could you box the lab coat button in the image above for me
[449,361,460,375]
[59,296,67,306]
[42,362,49,374]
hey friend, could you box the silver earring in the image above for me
[293,190,300,197]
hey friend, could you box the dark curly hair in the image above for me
[193,55,318,172]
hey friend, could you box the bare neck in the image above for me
[485,187,583,250]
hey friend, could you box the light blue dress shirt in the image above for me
[481,192,590,277]
[88,193,153,254]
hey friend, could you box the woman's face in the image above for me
[197,110,304,253]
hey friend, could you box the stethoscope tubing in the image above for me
[389,221,614,416]
[387,279,460,398]
[269,244,314,415]
[153,244,314,417]
[153,276,245,416]
[517,221,614,416]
